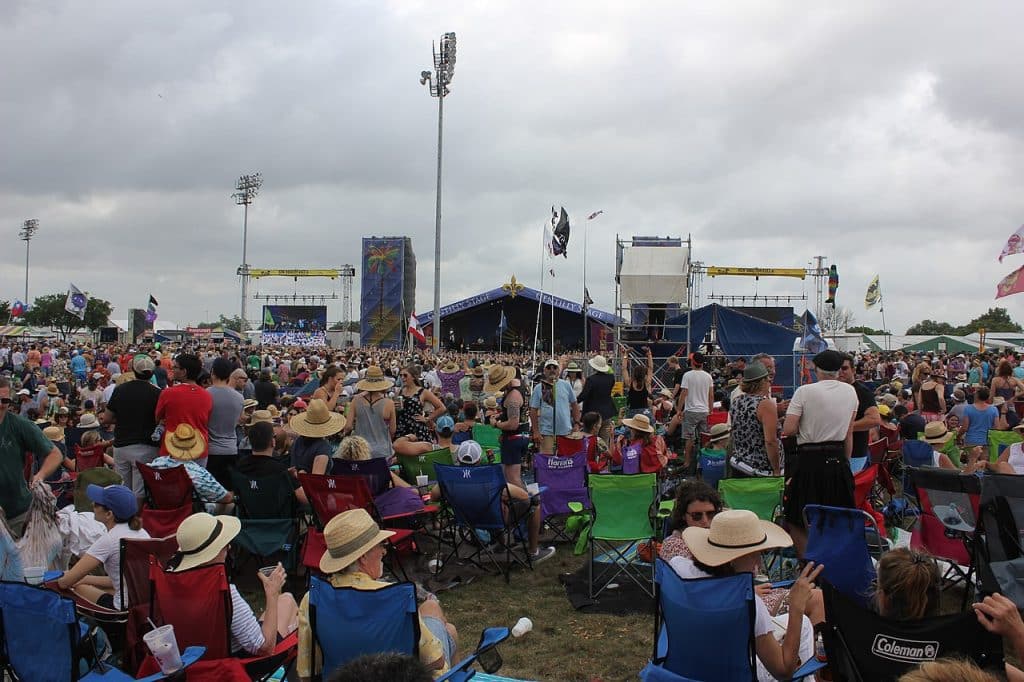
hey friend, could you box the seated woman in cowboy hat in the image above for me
[150,424,234,510]
[167,512,299,657]
[297,508,458,681]
[609,413,668,474]
[671,509,822,681]
[289,399,345,475]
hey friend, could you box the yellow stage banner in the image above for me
[706,267,806,279]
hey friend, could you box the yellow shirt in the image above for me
[296,570,449,678]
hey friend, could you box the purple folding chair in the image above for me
[533,451,591,543]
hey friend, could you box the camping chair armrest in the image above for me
[134,647,206,682]
[382,506,440,523]
[788,656,826,680]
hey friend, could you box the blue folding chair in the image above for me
[0,580,204,682]
[434,464,533,583]
[640,560,823,682]
[306,575,517,682]
[802,504,881,609]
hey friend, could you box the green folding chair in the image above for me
[472,423,503,452]
[588,473,657,598]
[988,429,1022,463]
[718,477,785,521]
[397,447,454,484]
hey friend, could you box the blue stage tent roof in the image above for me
[417,286,620,327]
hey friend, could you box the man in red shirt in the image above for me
[155,352,212,465]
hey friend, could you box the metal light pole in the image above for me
[421,32,456,351]
[19,219,39,304]
[233,173,262,331]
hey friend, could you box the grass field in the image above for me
[439,550,651,682]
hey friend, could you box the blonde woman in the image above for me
[323,436,410,489]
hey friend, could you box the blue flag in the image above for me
[800,309,828,354]
[497,311,508,335]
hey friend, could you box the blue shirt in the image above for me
[963,403,998,446]
[529,379,577,437]
[70,355,87,376]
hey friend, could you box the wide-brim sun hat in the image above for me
[319,508,395,574]
[165,423,206,461]
[683,509,793,567]
[289,398,346,438]
[588,355,612,374]
[78,414,100,429]
[622,414,655,433]
[47,384,59,396]
[484,365,515,393]
[922,421,954,444]
[439,361,460,374]
[355,366,393,392]
[169,513,241,572]
[707,423,731,443]
[249,409,273,425]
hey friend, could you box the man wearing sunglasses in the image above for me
[0,377,64,538]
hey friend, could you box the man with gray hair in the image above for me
[781,349,858,556]
[103,354,161,500]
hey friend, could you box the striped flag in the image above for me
[408,314,426,345]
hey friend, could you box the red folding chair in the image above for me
[297,473,415,576]
[121,536,179,673]
[137,462,196,536]
[868,437,897,497]
[141,562,298,681]
[73,443,107,472]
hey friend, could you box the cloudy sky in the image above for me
[2,1,1023,334]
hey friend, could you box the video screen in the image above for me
[261,305,327,332]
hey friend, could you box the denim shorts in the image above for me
[422,615,455,666]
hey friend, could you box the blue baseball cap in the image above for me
[436,415,455,433]
[86,484,138,522]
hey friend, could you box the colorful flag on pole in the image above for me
[587,210,603,220]
[826,265,839,306]
[145,294,159,323]
[550,206,570,258]
[996,264,1024,299]
[800,309,828,354]
[10,300,26,319]
[999,225,1024,262]
[584,287,594,308]
[865,275,881,309]
[497,311,508,335]
[263,307,275,329]
[408,314,426,345]
[65,283,88,320]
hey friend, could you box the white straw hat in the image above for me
[682,509,792,567]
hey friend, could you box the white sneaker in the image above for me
[531,546,556,564]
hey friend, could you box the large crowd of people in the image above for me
[4,337,1024,679]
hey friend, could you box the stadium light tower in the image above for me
[420,32,456,351]
[19,219,39,304]
[233,172,262,331]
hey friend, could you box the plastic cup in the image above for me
[526,483,540,496]
[24,566,45,585]
[427,558,443,572]
[511,617,533,638]
[143,624,183,674]
[416,474,429,487]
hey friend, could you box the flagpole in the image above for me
[499,307,504,354]
[879,296,889,351]
[532,234,545,372]
[551,286,555,357]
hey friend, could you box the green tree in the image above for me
[905,319,956,335]
[0,300,9,322]
[194,315,245,332]
[846,325,890,335]
[24,292,113,340]
[953,307,1022,336]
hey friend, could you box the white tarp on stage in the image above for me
[618,246,689,304]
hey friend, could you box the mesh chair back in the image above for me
[230,470,296,519]
[804,505,877,607]
[73,443,107,472]
[307,577,418,675]
[718,477,784,521]
[908,467,979,568]
[978,473,1024,604]
[138,462,194,509]
[533,451,590,522]
[434,463,508,531]
[0,581,78,682]
[868,438,887,462]
[298,473,374,527]
[652,561,755,680]
[330,457,392,498]
[122,536,178,672]
[589,474,656,541]
[141,503,192,538]
[901,440,934,469]
[397,448,453,484]
[150,562,232,660]
[821,580,1003,681]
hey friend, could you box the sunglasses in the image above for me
[687,510,718,522]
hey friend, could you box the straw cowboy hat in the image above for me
[243,398,259,410]
[165,424,206,461]
[922,421,954,444]
[566,362,582,374]
[267,404,282,421]
[78,414,101,429]
[43,426,65,442]
[439,360,460,374]
[168,513,241,572]
[248,409,273,425]
[471,365,485,378]
[355,366,393,392]
[289,398,346,438]
[319,508,395,574]
[622,414,655,433]
[46,384,59,396]
[484,365,516,393]
[707,423,731,443]
[683,509,792,567]
[483,396,499,410]
[588,355,612,374]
